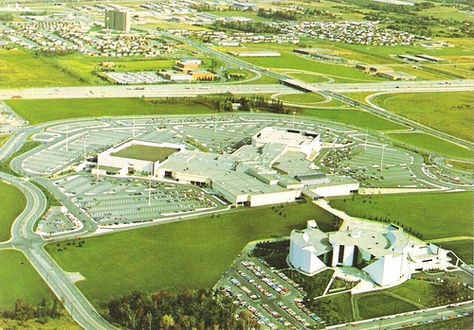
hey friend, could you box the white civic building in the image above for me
[289,220,451,287]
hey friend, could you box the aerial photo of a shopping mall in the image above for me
[0,0,473,329]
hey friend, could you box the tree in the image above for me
[160,314,175,329]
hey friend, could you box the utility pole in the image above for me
[132,117,136,138]
[213,113,216,133]
[148,175,152,206]
[364,129,368,151]
[380,144,386,171]
[65,125,69,152]
[82,135,87,161]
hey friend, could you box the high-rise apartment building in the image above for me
[105,9,130,32]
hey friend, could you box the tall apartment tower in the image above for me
[105,9,131,32]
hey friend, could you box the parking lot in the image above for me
[36,206,82,237]
[336,144,425,188]
[216,248,324,329]
[104,72,167,85]
[54,173,223,225]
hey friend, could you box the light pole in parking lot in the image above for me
[380,144,386,172]
[66,125,69,152]
[364,129,368,151]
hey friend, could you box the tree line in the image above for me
[212,21,280,34]
[2,298,61,323]
[106,289,262,329]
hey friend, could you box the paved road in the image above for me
[0,80,473,101]
[0,172,114,330]
[284,79,474,93]
[0,83,293,100]
[324,91,474,150]
[161,31,287,81]
[329,301,473,330]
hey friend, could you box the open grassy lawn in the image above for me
[278,92,328,104]
[54,55,176,85]
[0,135,10,147]
[342,92,375,105]
[387,133,473,161]
[372,92,474,142]
[46,202,337,307]
[6,98,216,125]
[388,279,438,307]
[356,293,418,319]
[406,315,473,330]
[0,250,53,310]
[285,72,331,83]
[316,292,354,324]
[0,180,26,242]
[445,159,474,172]
[0,317,80,329]
[329,192,474,240]
[238,51,383,83]
[112,145,178,162]
[438,240,474,264]
[299,108,406,131]
[0,49,82,88]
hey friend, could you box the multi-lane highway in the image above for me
[1,80,472,101]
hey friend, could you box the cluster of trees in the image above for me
[106,289,246,329]
[212,21,280,34]
[0,13,13,21]
[2,298,61,322]
[257,8,298,21]
[435,278,473,305]
[216,95,289,114]
[251,240,290,269]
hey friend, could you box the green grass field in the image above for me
[278,93,328,104]
[0,250,53,309]
[6,98,216,125]
[0,135,10,147]
[112,145,178,162]
[406,315,473,330]
[388,279,437,307]
[387,133,473,161]
[372,92,474,142]
[54,56,177,85]
[356,293,418,319]
[285,72,331,83]
[46,202,337,306]
[438,240,474,264]
[236,50,383,83]
[0,180,26,242]
[445,159,474,172]
[299,109,406,131]
[0,49,82,88]
[329,192,474,240]
[0,317,80,329]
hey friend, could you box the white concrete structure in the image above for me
[96,140,184,175]
[289,221,452,287]
[155,127,357,207]
[252,127,321,157]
